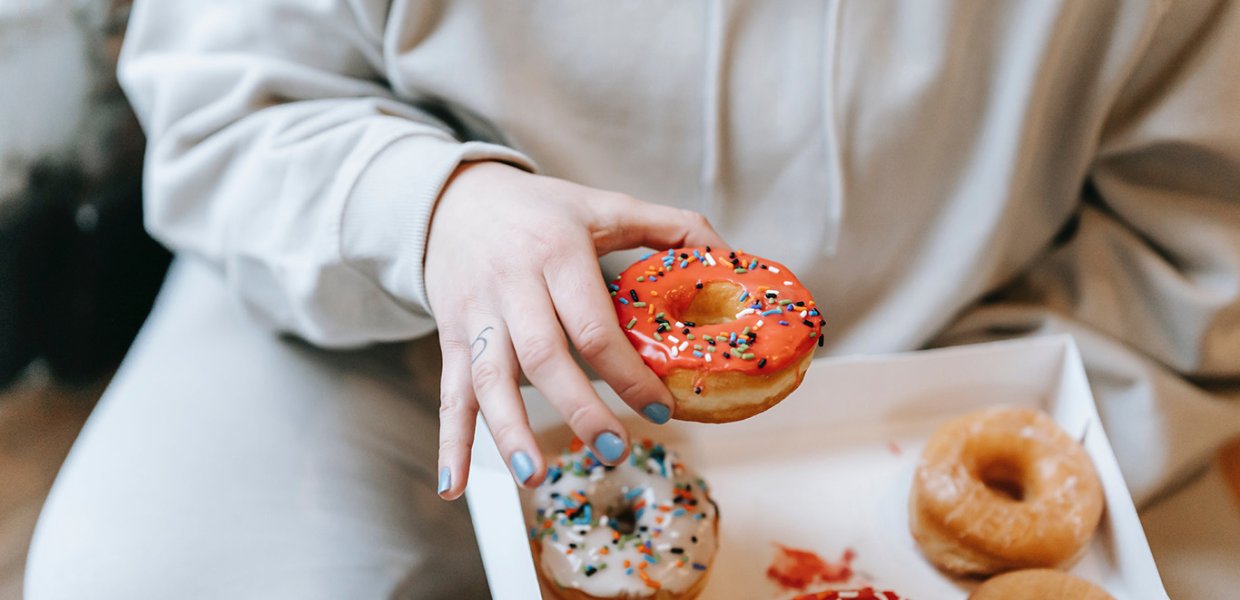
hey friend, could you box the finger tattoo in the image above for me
[470,326,495,364]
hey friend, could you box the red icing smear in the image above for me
[611,247,823,378]
[766,544,855,590]
[792,589,904,600]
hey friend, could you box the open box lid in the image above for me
[466,335,1167,599]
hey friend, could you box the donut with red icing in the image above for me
[610,247,823,422]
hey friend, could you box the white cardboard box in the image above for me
[466,335,1168,599]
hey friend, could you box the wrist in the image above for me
[343,138,534,318]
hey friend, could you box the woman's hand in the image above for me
[427,162,727,499]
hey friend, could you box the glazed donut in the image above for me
[909,407,1104,576]
[527,438,719,600]
[610,247,823,422]
[968,569,1114,600]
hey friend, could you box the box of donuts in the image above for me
[466,335,1168,599]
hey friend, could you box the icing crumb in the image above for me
[766,544,855,590]
[792,588,905,600]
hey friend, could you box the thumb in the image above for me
[589,194,730,254]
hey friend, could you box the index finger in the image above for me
[544,248,675,424]
[587,194,730,255]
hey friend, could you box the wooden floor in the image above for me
[1222,436,1240,513]
[0,368,104,600]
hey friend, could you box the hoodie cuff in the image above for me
[341,134,536,319]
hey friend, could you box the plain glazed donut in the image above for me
[611,247,823,422]
[909,407,1104,576]
[527,438,719,600]
[968,569,1114,600]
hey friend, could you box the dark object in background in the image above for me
[0,159,169,388]
[0,0,169,388]
[0,178,55,386]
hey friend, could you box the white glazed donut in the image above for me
[526,439,719,600]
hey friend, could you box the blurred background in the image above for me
[0,0,169,596]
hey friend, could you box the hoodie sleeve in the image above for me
[118,0,534,347]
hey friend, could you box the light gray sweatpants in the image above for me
[24,259,489,599]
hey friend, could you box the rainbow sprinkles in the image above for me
[610,246,825,395]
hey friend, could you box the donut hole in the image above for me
[591,483,642,535]
[678,282,748,325]
[607,504,638,535]
[978,457,1027,502]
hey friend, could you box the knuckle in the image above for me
[519,225,573,259]
[682,209,710,229]
[456,296,488,317]
[440,335,471,355]
[611,192,641,208]
[613,376,650,404]
[490,420,526,448]
[436,291,476,315]
[438,437,467,456]
[591,193,637,226]
[565,401,599,434]
[471,362,505,393]
[539,249,579,281]
[518,333,563,375]
[439,391,473,419]
[573,319,615,361]
[490,261,522,283]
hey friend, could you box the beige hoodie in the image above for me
[119,0,1240,504]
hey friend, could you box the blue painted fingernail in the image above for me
[510,451,535,484]
[437,467,451,495]
[642,402,671,424]
[594,432,626,462]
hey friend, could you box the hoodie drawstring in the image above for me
[819,0,845,255]
[700,0,725,220]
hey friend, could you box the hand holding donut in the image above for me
[426,162,728,498]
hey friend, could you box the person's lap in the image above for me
[25,258,1240,599]
[24,258,488,599]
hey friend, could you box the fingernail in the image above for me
[642,402,671,424]
[437,467,451,495]
[594,432,626,463]
[510,451,535,484]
